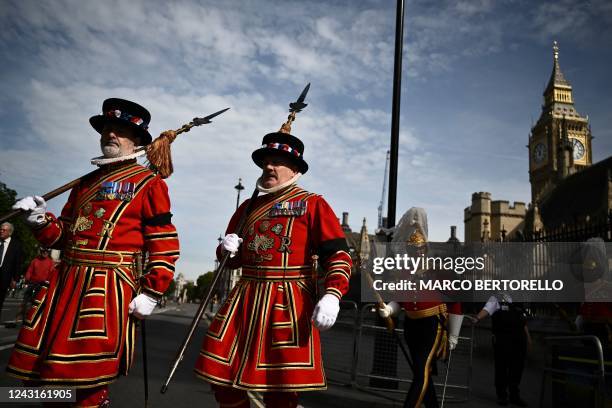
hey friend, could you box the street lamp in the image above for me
[234,178,245,210]
[215,234,222,271]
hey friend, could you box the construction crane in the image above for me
[377,150,390,230]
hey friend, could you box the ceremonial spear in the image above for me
[2,107,229,408]
[160,83,311,394]
[0,107,230,223]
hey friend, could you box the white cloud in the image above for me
[0,0,609,280]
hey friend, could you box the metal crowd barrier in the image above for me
[320,300,360,387]
[322,302,474,404]
[539,335,610,408]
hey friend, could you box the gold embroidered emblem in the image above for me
[75,239,89,246]
[259,220,270,233]
[71,216,93,233]
[248,224,255,236]
[98,220,116,239]
[82,203,93,216]
[248,234,275,254]
[278,236,292,253]
[271,223,283,235]
[247,253,274,263]
[94,208,106,218]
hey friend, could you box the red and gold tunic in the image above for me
[7,160,179,388]
[194,185,352,392]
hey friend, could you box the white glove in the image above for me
[378,301,400,318]
[575,315,583,332]
[222,233,243,257]
[129,293,158,319]
[312,294,340,331]
[12,195,47,226]
[448,313,464,351]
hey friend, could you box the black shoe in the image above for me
[509,396,528,407]
[497,396,509,406]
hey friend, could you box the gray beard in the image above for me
[101,144,121,158]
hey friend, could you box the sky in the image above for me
[1,0,611,281]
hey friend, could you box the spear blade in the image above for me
[192,107,230,126]
[289,83,310,113]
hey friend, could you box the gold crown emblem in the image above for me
[407,224,427,246]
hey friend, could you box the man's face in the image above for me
[0,225,11,240]
[260,154,299,188]
[100,122,140,158]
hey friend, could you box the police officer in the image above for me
[476,294,531,407]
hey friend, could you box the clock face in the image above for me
[533,143,547,164]
[570,138,585,160]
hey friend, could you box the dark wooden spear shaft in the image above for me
[160,187,260,394]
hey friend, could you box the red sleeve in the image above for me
[25,260,34,282]
[309,196,352,300]
[141,176,180,298]
[447,302,462,314]
[33,187,78,249]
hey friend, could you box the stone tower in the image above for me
[528,41,593,205]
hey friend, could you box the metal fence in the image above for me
[320,300,360,387]
[322,301,475,404]
[539,335,611,408]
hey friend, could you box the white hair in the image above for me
[1,222,14,235]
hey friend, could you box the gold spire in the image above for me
[278,111,296,134]
[553,40,559,61]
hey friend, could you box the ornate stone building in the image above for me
[528,41,593,205]
[464,192,526,242]
[465,42,605,242]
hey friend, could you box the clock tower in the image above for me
[528,42,593,204]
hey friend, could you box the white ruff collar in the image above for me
[256,173,302,194]
[90,147,146,167]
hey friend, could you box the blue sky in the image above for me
[1,0,611,281]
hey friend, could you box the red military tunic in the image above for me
[7,160,179,388]
[25,256,55,284]
[194,185,352,392]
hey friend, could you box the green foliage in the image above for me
[165,278,176,297]
[196,271,214,300]
[0,180,39,274]
[180,272,216,302]
[184,282,195,302]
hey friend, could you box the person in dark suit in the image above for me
[0,222,24,321]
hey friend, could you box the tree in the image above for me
[196,271,214,300]
[165,278,176,298]
[184,282,196,303]
[0,180,39,274]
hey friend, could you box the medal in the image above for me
[269,200,307,217]
[271,223,283,235]
[98,181,134,201]
[82,203,93,215]
[259,220,270,232]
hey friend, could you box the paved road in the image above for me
[0,301,602,407]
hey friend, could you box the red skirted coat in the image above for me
[7,160,179,388]
[194,185,352,392]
